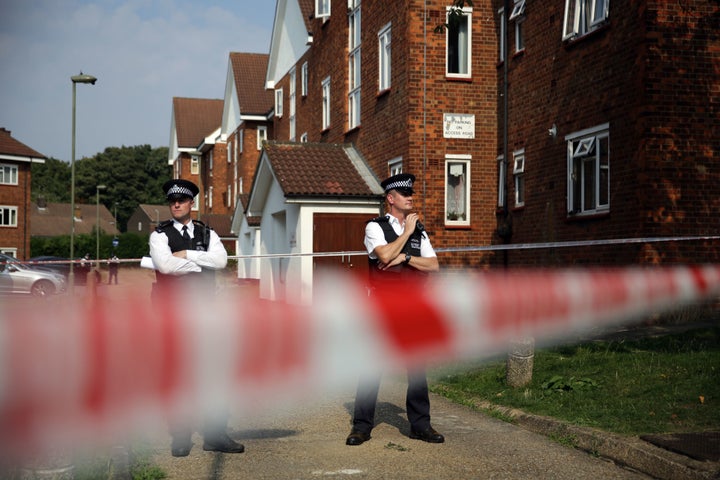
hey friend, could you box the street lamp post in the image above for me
[96,185,106,269]
[69,72,97,290]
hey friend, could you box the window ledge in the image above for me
[345,125,361,135]
[376,88,391,99]
[565,211,610,222]
[512,49,525,59]
[563,22,610,49]
[444,224,471,230]
[445,76,473,83]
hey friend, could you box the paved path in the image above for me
[148,379,649,479]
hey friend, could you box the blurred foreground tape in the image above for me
[0,265,718,458]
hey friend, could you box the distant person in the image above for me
[107,254,119,284]
[149,179,244,457]
[346,173,444,446]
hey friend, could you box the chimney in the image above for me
[74,206,82,220]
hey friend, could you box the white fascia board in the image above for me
[221,60,239,136]
[0,154,45,163]
[240,114,270,122]
[266,0,310,87]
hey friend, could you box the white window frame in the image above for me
[348,0,362,130]
[446,6,472,78]
[0,206,18,227]
[239,130,244,154]
[563,0,609,41]
[257,126,267,150]
[378,22,392,92]
[275,88,283,118]
[322,76,331,130]
[388,157,403,177]
[0,164,19,185]
[513,149,525,207]
[227,141,232,164]
[208,186,213,209]
[509,0,526,20]
[301,62,308,97]
[445,155,471,226]
[497,155,506,208]
[289,68,296,141]
[498,7,506,63]
[315,0,330,19]
[566,123,610,216]
[190,155,199,175]
[227,184,232,208]
[300,132,309,143]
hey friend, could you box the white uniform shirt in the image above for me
[364,214,436,260]
[149,220,227,276]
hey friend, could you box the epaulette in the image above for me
[367,216,389,224]
[155,219,173,233]
[192,219,211,230]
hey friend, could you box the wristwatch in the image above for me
[404,253,411,264]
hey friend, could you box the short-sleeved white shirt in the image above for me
[364,214,436,260]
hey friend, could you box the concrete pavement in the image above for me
[146,378,670,480]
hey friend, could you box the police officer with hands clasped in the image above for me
[149,179,244,457]
[346,173,445,446]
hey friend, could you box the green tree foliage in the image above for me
[32,145,171,232]
[31,157,72,202]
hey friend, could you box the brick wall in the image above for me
[0,161,31,259]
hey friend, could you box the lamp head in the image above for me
[71,73,97,85]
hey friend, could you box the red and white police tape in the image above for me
[0,265,718,458]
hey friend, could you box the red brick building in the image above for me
[0,128,46,260]
[494,0,719,267]
[267,0,500,269]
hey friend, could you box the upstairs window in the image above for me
[257,126,267,150]
[566,123,610,216]
[348,0,362,129]
[315,0,330,19]
[322,76,331,130]
[0,165,18,185]
[301,62,308,97]
[446,6,472,78]
[513,149,525,207]
[378,23,392,92]
[190,155,199,175]
[510,0,526,54]
[0,206,18,227]
[275,88,283,118]
[497,155,506,208]
[498,7,506,63]
[289,68,296,141]
[563,0,609,40]
[388,157,403,177]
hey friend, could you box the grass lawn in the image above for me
[430,325,720,436]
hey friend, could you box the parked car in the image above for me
[27,255,72,278]
[0,254,67,296]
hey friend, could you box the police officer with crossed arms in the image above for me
[149,179,244,457]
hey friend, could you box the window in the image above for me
[497,155,506,208]
[275,88,283,118]
[227,184,232,208]
[0,165,18,185]
[348,0,362,129]
[567,123,610,215]
[445,155,470,225]
[510,0,526,54]
[208,150,213,175]
[498,7,506,63]
[0,206,18,227]
[208,186,213,209]
[191,155,199,175]
[227,142,232,164]
[239,130,244,153]
[289,68,296,141]
[378,22,392,92]
[300,132,309,143]
[315,0,330,19]
[513,149,525,207]
[257,126,267,150]
[301,62,308,97]
[563,0,609,40]
[446,6,471,78]
[388,157,403,177]
[322,76,331,130]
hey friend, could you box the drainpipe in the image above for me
[502,0,511,268]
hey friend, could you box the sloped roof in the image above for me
[31,202,119,237]
[0,128,45,161]
[230,53,274,116]
[298,0,314,32]
[136,204,167,221]
[199,213,233,237]
[262,142,383,198]
[172,98,224,148]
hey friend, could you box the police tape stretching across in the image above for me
[149,179,245,457]
[346,173,445,446]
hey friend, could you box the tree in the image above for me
[31,157,71,202]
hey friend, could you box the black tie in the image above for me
[182,225,191,247]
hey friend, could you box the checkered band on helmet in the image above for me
[166,184,194,198]
[381,173,415,193]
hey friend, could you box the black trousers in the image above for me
[351,368,431,434]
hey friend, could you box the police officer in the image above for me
[345,173,445,446]
[149,179,244,457]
